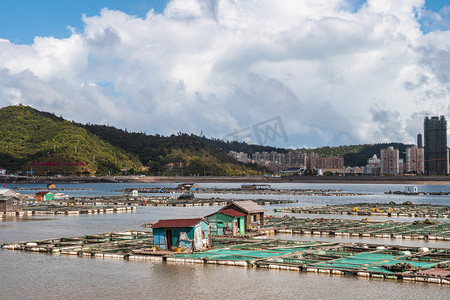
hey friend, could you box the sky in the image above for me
[0,0,450,149]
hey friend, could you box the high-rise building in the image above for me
[424,116,449,175]
[417,133,423,148]
[405,146,424,174]
[380,146,399,175]
[365,154,381,175]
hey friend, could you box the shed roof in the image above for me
[152,218,205,228]
[0,189,14,195]
[219,209,246,218]
[222,200,266,213]
[0,196,19,202]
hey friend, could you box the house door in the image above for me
[233,221,238,236]
[165,230,173,250]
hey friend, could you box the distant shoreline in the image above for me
[3,175,450,185]
[133,176,450,185]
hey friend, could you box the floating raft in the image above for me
[4,205,137,216]
[112,187,371,196]
[267,217,450,240]
[26,196,296,207]
[275,203,450,218]
[386,191,450,196]
[3,236,450,285]
[1,231,155,258]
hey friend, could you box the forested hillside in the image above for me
[0,104,411,175]
[0,105,140,175]
[83,124,267,176]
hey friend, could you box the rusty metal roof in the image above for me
[152,218,204,228]
[219,209,246,218]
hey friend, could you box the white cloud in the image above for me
[0,0,449,147]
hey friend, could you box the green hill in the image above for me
[0,105,141,175]
[83,124,266,176]
[1,104,411,175]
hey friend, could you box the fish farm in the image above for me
[268,217,450,240]
[112,187,371,197]
[1,203,136,217]
[275,203,450,218]
[2,234,450,285]
[22,196,296,207]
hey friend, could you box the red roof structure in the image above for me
[36,191,50,195]
[152,218,204,228]
[219,209,246,218]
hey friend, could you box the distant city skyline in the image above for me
[0,1,450,148]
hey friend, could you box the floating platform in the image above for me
[25,196,296,207]
[112,187,372,197]
[275,203,450,218]
[267,217,450,240]
[386,191,450,196]
[3,205,136,217]
[2,236,450,285]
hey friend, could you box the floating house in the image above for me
[0,196,20,212]
[206,209,246,236]
[36,191,54,201]
[124,188,138,197]
[241,184,271,190]
[47,184,56,190]
[220,200,266,229]
[152,218,211,251]
[405,186,418,193]
[178,183,198,191]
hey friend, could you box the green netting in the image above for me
[174,247,305,261]
[373,259,437,269]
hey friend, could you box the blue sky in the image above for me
[0,0,449,148]
[0,0,170,44]
[1,0,448,45]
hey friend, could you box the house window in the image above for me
[180,231,188,240]
[13,201,17,205]
[252,215,257,222]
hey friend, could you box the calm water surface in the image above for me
[1,182,449,299]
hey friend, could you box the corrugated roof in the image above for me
[219,209,246,218]
[152,218,204,228]
[223,200,266,213]
[0,189,13,195]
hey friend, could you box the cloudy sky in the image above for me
[0,0,449,148]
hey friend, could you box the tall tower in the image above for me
[380,146,400,175]
[424,116,448,175]
[417,133,423,148]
